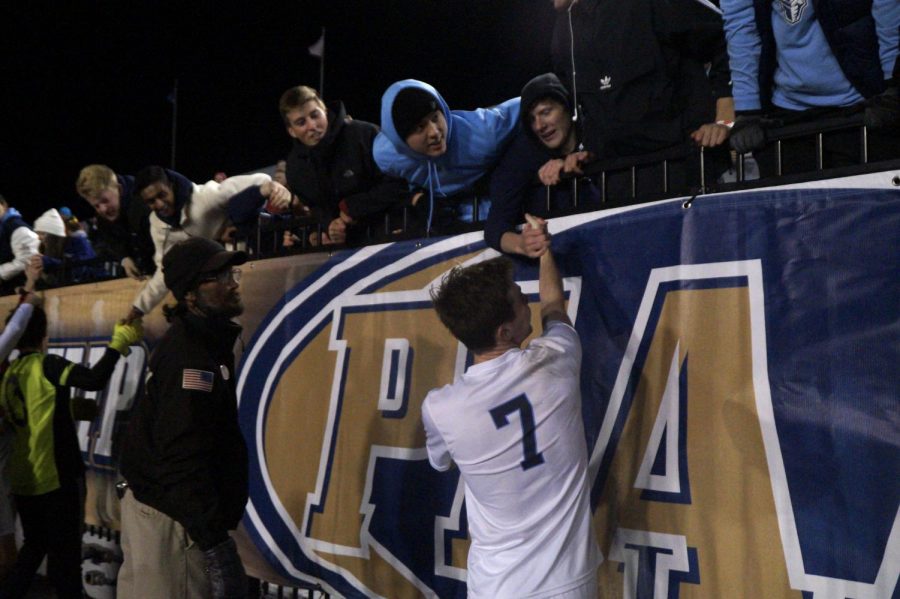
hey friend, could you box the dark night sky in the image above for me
[0,1,557,224]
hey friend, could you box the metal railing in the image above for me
[19,116,900,293]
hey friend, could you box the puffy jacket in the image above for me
[285,100,411,242]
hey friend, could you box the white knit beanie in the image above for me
[34,208,66,237]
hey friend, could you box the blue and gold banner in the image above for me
[237,172,900,598]
[12,172,896,597]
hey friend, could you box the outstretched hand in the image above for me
[691,122,731,147]
[261,181,292,213]
[109,319,144,356]
[519,213,551,258]
[538,151,595,186]
[122,257,145,280]
[24,254,42,291]
[562,150,593,175]
[538,159,565,186]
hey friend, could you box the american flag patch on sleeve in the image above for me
[182,369,215,392]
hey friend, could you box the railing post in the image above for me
[816,133,824,170]
[861,126,869,164]
[699,146,707,194]
[256,216,263,257]
[776,140,783,176]
[601,170,607,203]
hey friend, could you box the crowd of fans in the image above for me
[0,0,896,299]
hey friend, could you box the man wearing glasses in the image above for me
[117,238,250,599]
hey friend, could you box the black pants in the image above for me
[0,479,83,599]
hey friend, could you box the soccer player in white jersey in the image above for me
[423,215,601,599]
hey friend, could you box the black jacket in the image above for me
[284,101,410,242]
[487,129,600,252]
[551,0,732,158]
[120,313,248,550]
[91,175,156,275]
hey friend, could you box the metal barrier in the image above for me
[256,579,330,598]
[734,113,873,181]
[18,116,899,294]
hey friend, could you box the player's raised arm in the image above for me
[525,213,569,328]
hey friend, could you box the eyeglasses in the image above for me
[201,268,241,285]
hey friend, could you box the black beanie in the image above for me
[520,73,572,126]
[392,88,439,141]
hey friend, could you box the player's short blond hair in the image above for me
[76,164,117,200]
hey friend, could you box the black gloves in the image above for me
[864,83,899,130]
[730,114,767,154]
[202,537,247,599]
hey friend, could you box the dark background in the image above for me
[0,1,557,223]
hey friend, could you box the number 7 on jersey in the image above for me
[489,394,545,470]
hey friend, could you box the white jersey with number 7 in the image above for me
[422,320,600,599]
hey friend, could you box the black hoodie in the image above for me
[284,101,411,242]
[486,73,600,252]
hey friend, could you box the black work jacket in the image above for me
[120,313,247,550]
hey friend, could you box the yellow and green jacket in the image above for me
[0,348,120,496]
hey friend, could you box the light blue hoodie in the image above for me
[373,79,520,229]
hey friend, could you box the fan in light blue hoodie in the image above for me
[373,79,520,232]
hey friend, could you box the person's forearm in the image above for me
[721,0,764,111]
[133,268,167,315]
[61,348,120,391]
[226,186,266,224]
[500,232,523,255]
[341,176,409,220]
[539,249,568,325]
[715,97,736,123]
[0,304,33,363]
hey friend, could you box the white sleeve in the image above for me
[422,399,453,472]
[0,227,39,281]
[534,320,582,371]
[132,217,169,314]
[0,303,33,362]
[133,268,168,315]
[209,173,270,204]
